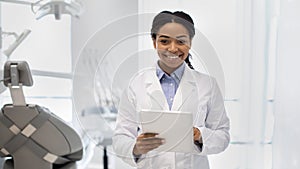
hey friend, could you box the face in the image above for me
[153,22,192,74]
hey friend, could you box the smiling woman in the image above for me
[113,11,230,169]
[153,22,191,75]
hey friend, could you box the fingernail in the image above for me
[161,139,166,144]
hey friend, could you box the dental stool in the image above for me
[0,61,83,169]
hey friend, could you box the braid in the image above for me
[185,54,194,70]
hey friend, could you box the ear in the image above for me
[152,38,157,49]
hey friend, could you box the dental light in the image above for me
[32,0,83,20]
[0,0,83,20]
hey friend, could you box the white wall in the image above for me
[272,0,300,168]
[71,0,139,112]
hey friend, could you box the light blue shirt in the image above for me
[156,62,185,110]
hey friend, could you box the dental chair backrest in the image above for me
[0,61,83,169]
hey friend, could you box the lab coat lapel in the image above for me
[145,71,169,110]
[171,67,196,111]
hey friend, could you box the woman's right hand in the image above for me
[133,133,165,156]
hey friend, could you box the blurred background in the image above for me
[0,0,299,168]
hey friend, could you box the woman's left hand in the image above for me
[193,127,202,142]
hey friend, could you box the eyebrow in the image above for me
[158,34,189,39]
[176,35,189,39]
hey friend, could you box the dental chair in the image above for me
[0,61,83,169]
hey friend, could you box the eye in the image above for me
[159,39,170,45]
[177,39,186,45]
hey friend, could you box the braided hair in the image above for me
[151,11,195,70]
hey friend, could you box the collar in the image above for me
[156,61,185,83]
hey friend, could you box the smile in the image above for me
[167,55,179,59]
[165,54,182,59]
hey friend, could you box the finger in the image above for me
[138,143,163,153]
[142,143,163,149]
[137,139,165,148]
[141,140,165,147]
[135,135,165,155]
[141,132,159,138]
[142,137,164,142]
[135,140,165,155]
[138,132,159,139]
[141,142,164,147]
[139,139,165,147]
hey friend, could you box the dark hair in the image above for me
[151,11,195,69]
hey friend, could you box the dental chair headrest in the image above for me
[3,61,33,87]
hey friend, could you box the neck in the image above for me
[158,61,176,75]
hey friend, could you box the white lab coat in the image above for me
[112,64,230,169]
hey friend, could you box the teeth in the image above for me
[167,55,179,59]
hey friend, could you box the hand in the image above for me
[193,127,202,142]
[133,133,165,156]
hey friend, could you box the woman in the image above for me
[113,11,230,169]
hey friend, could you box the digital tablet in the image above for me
[139,109,194,153]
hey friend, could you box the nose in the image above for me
[168,41,178,53]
